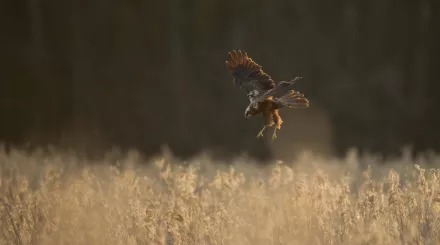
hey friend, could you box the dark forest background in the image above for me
[1,0,439,161]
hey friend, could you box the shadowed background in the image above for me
[0,0,439,161]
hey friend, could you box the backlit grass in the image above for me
[1,146,440,245]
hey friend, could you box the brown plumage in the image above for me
[226,50,310,139]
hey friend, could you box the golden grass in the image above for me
[1,146,440,245]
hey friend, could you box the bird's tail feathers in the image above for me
[276,90,309,108]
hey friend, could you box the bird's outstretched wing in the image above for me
[226,50,275,102]
[251,76,309,108]
[253,76,304,103]
[272,89,310,109]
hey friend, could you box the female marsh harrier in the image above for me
[225,50,310,139]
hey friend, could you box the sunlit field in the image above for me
[1,146,440,245]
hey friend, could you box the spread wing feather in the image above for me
[253,76,304,103]
[226,50,275,102]
[254,76,309,109]
[273,89,310,109]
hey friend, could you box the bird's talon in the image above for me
[272,129,278,140]
[256,126,267,138]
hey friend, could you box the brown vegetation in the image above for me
[1,147,440,245]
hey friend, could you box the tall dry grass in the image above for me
[1,146,440,245]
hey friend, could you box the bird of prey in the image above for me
[225,50,310,140]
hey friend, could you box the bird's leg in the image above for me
[256,126,267,138]
[272,127,278,140]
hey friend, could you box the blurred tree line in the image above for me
[0,0,439,161]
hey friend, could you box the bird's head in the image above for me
[244,103,259,119]
[244,111,251,119]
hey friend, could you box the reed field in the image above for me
[1,146,440,245]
